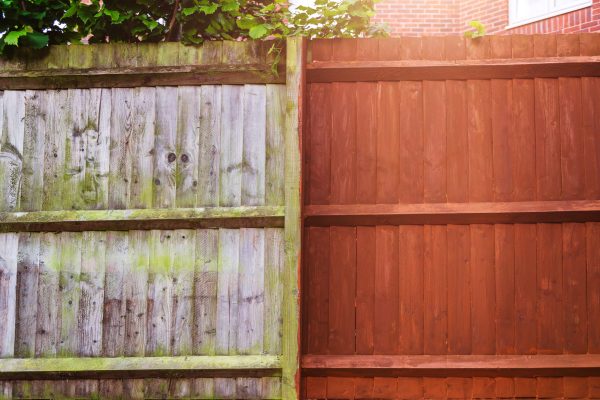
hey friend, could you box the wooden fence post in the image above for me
[282,36,305,400]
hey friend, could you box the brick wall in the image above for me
[373,0,600,35]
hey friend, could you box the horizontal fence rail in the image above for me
[302,355,600,377]
[306,56,600,82]
[304,200,600,226]
[0,356,281,380]
[0,206,284,232]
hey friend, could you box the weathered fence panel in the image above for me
[302,34,600,399]
[0,40,302,399]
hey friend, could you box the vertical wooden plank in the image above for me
[145,230,172,399]
[305,227,329,355]
[356,82,377,204]
[307,83,331,205]
[42,90,66,211]
[0,233,19,357]
[423,225,447,355]
[108,88,133,210]
[495,225,515,355]
[328,227,356,355]
[130,87,156,209]
[21,90,46,211]
[512,79,536,201]
[582,77,600,199]
[355,227,375,355]
[559,77,585,200]
[192,229,218,398]
[496,377,515,398]
[242,84,267,206]
[491,79,513,202]
[170,229,196,398]
[215,228,240,398]
[398,226,424,354]
[377,82,400,204]
[35,232,60,357]
[514,224,537,355]
[122,230,148,399]
[535,78,561,200]
[330,82,356,204]
[557,34,580,57]
[14,233,40,357]
[220,85,244,208]
[446,80,468,203]
[0,90,25,210]
[374,226,399,354]
[176,86,200,208]
[562,223,587,354]
[423,81,447,203]
[58,232,82,358]
[470,224,495,354]
[331,38,357,61]
[537,377,564,398]
[198,85,222,207]
[399,81,424,204]
[467,80,493,202]
[283,36,304,400]
[537,223,563,354]
[76,231,106,397]
[378,38,403,61]
[154,87,178,208]
[265,85,286,207]
[236,228,265,398]
[100,231,127,398]
[588,223,600,353]
[447,225,471,355]
[62,89,87,211]
[84,89,111,210]
[262,228,284,398]
[512,35,534,58]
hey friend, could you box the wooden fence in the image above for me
[302,34,600,399]
[1,33,600,400]
[0,39,302,399]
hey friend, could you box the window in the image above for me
[508,0,593,27]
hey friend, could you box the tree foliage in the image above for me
[0,0,387,55]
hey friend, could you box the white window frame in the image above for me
[507,0,593,29]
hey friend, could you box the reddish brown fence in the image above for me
[301,35,600,399]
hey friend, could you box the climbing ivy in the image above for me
[0,0,387,55]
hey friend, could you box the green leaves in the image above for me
[1,0,384,56]
[464,20,486,39]
[249,24,268,39]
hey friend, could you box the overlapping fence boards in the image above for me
[302,34,600,399]
[0,40,300,399]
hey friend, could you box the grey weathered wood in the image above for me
[220,86,244,207]
[198,86,222,207]
[35,232,60,357]
[76,231,106,397]
[78,231,106,356]
[124,230,149,398]
[215,228,240,397]
[42,90,69,211]
[263,228,284,397]
[193,229,219,398]
[237,228,265,398]
[154,87,178,209]
[0,91,25,212]
[100,231,127,397]
[21,90,46,211]
[108,88,133,210]
[242,85,267,206]
[176,87,200,208]
[266,85,286,207]
[62,89,88,211]
[170,229,196,397]
[0,232,19,356]
[58,232,82,357]
[145,230,173,399]
[15,233,40,357]
[130,87,156,209]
